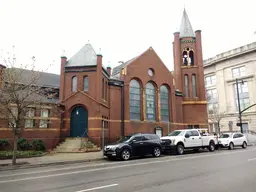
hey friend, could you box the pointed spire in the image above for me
[179,8,195,38]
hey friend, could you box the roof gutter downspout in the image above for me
[121,82,125,137]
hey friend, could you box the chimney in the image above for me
[107,63,112,76]
[96,49,103,101]
[59,55,67,102]
[0,64,6,89]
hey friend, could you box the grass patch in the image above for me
[0,151,46,159]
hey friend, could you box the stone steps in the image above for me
[54,137,100,153]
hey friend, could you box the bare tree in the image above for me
[0,46,58,165]
[206,91,230,134]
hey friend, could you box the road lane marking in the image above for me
[248,158,256,161]
[0,148,255,184]
[1,147,255,179]
[0,162,122,178]
[75,184,118,192]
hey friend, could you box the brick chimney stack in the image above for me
[107,65,112,76]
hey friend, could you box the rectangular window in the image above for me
[207,89,218,101]
[232,66,245,78]
[205,75,216,87]
[234,81,249,111]
[39,109,49,128]
[208,103,218,114]
[25,108,35,128]
[235,98,250,111]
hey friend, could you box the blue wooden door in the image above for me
[70,106,88,137]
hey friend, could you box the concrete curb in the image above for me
[0,157,105,171]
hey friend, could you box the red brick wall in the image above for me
[0,103,62,150]
[173,32,208,127]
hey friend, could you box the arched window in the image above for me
[146,82,156,121]
[129,79,141,120]
[72,76,77,92]
[84,76,88,91]
[160,85,169,122]
[184,75,189,97]
[182,48,194,66]
[192,74,197,97]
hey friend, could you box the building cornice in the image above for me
[204,42,256,67]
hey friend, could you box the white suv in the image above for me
[218,132,247,150]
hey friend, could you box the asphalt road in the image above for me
[0,147,256,192]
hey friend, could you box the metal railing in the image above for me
[80,130,88,149]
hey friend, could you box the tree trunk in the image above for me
[12,134,18,165]
[217,121,220,135]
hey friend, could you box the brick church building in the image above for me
[0,9,208,149]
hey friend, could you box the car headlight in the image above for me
[109,145,119,150]
[170,139,175,145]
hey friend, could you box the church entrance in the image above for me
[70,106,88,137]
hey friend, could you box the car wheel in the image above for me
[242,141,247,149]
[229,142,234,150]
[176,144,184,155]
[153,147,161,157]
[121,149,131,161]
[208,142,215,152]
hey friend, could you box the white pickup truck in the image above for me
[161,129,217,155]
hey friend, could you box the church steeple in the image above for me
[179,8,195,38]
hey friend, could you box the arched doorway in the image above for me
[70,106,88,137]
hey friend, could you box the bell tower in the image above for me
[173,8,208,128]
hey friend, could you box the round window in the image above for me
[148,68,154,76]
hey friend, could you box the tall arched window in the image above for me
[192,74,197,97]
[72,76,77,92]
[84,76,88,91]
[129,79,141,120]
[160,85,169,121]
[146,82,156,121]
[184,75,189,97]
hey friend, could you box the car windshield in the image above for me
[116,136,132,143]
[168,130,185,136]
[219,134,231,138]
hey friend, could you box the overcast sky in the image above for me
[0,0,255,74]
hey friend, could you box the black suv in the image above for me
[104,133,163,161]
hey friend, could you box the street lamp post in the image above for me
[235,78,243,133]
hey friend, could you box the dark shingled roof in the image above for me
[4,68,60,88]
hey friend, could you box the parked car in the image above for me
[161,129,217,155]
[104,133,163,161]
[197,128,219,149]
[218,132,248,150]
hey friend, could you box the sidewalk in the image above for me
[0,151,104,171]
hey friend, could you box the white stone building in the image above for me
[204,42,256,134]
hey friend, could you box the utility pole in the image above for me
[235,78,243,133]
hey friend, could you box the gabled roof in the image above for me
[67,43,97,67]
[111,56,138,77]
[111,47,154,78]
[4,68,60,88]
[179,8,195,38]
[111,47,170,80]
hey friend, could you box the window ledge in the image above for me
[226,74,254,83]
[181,65,197,68]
